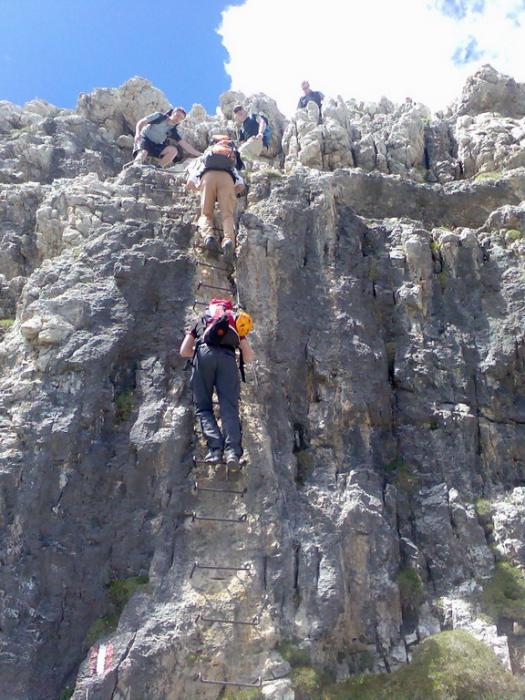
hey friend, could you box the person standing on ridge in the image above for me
[186,137,245,263]
[129,107,201,167]
[180,299,254,468]
[232,105,271,162]
[297,81,324,111]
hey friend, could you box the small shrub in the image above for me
[384,458,419,495]
[321,630,524,699]
[474,170,502,181]
[84,576,149,648]
[475,498,492,519]
[84,614,119,648]
[397,567,424,610]
[295,450,315,485]
[276,640,310,668]
[475,497,494,535]
[185,651,203,666]
[0,319,14,328]
[58,689,74,700]
[430,240,441,254]
[114,389,134,424]
[292,666,327,699]
[482,561,525,624]
[108,575,149,612]
[506,229,524,242]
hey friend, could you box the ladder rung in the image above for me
[193,481,246,497]
[194,259,229,272]
[189,512,248,524]
[190,561,251,578]
[197,673,262,688]
[196,613,259,626]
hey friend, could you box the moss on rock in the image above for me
[482,561,525,624]
[397,567,424,610]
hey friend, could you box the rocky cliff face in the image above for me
[0,65,524,700]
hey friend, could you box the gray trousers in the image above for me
[191,344,242,456]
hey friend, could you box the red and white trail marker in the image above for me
[88,643,114,676]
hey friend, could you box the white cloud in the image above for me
[217,0,525,115]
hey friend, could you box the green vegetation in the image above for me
[58,689,74,700]
[276,640,311,667]
[346,650,374,674]
[397,567,424,610]
[384,457,419,495]
[0,319,14,328]
[84,575,149,648]
[321,630,524,699]
[475,498,494,535]
[506,229,524,242]
[114,389,134,424]
[430,239,441,254]
[475,498,492,519]
[84,614,119,649]
[108,576,149,609]
[292,666,332,699]
[295,449,315,485]
[185,651,204,666]
[474,170,503,182]
[482,561,525,624]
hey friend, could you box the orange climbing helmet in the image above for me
[235,309,253,337]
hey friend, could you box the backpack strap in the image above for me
[239,348,246,383]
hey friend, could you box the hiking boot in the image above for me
[222,239,235,264]
[204,449,223,464]
[224,450,240,469]
[204,236,220,257]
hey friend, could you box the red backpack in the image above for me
[196,299,240,349]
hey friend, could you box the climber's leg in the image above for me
[192,345,224,452]
[215,349,242,458]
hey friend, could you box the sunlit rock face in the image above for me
[0,66,524,700]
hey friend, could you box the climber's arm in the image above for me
[240,337,254,363]
[180,333,196,358]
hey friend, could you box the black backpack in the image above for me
[202,141,237,172]
[196,313,240,349]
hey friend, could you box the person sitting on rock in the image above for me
[232,105,271,162]
[180,298,255,468]
[130,107,201,167]
[186,137,245,263]
[297,81,324,111]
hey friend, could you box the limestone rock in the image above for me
[454,64,525,118]
[0,67,525,700]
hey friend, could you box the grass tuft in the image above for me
[397,567,424,610]
[114,389,134,424]
[482,561,525,624]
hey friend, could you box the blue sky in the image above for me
[1,0,524,116]
[0,0,242,112]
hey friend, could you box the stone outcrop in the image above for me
[0,67,524,699]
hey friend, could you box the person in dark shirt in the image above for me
[180,299,255,467]
[232,105,270,162]
[297,81,324,110]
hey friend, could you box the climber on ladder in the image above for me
[186,136,245,263]
[180,298,254,468]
